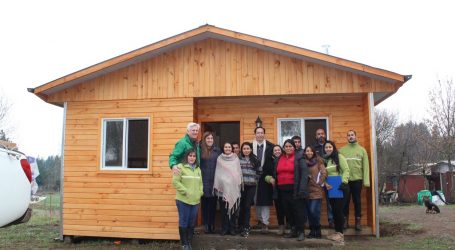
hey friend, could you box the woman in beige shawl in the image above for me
[213,142,242,236]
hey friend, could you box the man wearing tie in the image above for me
[252,126,274,234]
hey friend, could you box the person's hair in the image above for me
[254,126,266,134]
[303,145,316,160]
[182,149,197,165]
[222,142,233,154]
[347,129,356,135]
[323,140,340,173]
[282,139,296,150]
[186,122,200,131]
[240,141,260,165]
[315,128,326,135]
[232,142,240,147]
[272,144,284,158]
[201,131,215,159]
[303,145,324,165]
[291,135,301,141]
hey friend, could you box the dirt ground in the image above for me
[1,203,454,249]
[191,204,455,249]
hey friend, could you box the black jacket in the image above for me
[200,147,222,197]
[255,140,274,206]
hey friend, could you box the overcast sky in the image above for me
[1,0,454,157]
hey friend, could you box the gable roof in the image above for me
[29,24,411,103]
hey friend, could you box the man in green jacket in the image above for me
[169,122,201,175]
[339,130,370,231]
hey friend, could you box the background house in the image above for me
[29,25,410,240]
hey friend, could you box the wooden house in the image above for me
[29,25,411,240]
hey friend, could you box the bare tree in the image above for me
[375,109,398,192]
[0,89,12,140]
[426,78,455,201]
[375,109,398,144]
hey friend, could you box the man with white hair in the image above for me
[169,122,201,175]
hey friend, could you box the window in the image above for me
[102,118,149,169]
[277,118,328,147]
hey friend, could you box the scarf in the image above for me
[252,140,267,167]
[213,153,242,216]
[306,158,317,167]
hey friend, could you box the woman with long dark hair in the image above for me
[303,145,327,239]
[323,140,349,245]
[238,142,260,237]
[213,142,242,236]
[200,131,221,234]
[265,139,308,241]
[271,144,287,235]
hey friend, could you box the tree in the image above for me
[36,155,61,192]
[426,78,455,201]
[0,89,12,139]
[375,109,398,192]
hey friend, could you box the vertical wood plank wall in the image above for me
[196,94,373,228]
[47,39,396,104]
[62,97,193,240]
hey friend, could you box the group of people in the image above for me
[170,122,370,249]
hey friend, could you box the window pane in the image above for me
[304,119,327,147]
[127,119,148,168]
[104,121,123,167]
[279,120,301,146]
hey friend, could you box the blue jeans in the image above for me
[305,199,322,227]
[176,200,200,228]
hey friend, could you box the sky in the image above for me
[1,0,454,157]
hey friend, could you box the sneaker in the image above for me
[240,227,250,238]
[328,232,344,246]
[326,232,338,241]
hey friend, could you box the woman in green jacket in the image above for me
[172,149,203,250]
[323,141,349,246]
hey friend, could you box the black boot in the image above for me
[343,216,348,229]
[179,227,189,250]
[285,227,298,238]
[355,217,362,231]
[307,226,315,238]
[315,225,322,239]
[187,227,194,250]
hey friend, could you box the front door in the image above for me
[202,121,240,149]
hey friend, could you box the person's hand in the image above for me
[338,182,349,192]
[172,165,181,175]
[269,177,276,186]
[326,183,332,190]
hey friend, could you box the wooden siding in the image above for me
[47,39,397,103]
[196,94,373,227]
[63,97,194,240]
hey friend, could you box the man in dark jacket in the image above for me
[252,126,274,234]
[291,135,303,157]
[312,128,326,157]
[169,122,201,175]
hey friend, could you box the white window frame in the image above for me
[101,117,150,170]
[277,117,329,147]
